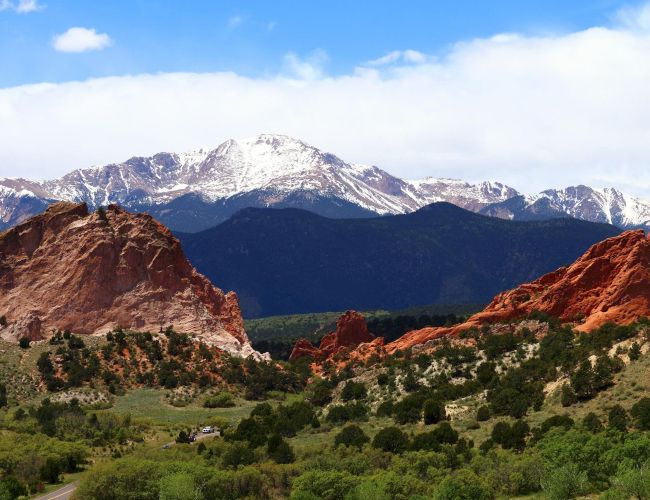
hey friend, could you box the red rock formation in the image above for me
[0,202,262,358]
[289,310,379,362]
[388,230,650,352]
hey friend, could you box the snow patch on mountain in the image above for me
[1,134,649,231]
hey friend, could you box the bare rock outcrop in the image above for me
[289,310,380,362]
[388,230,650,352]
[0,202,264,358]
[0,311,43,342]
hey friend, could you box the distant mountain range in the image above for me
[2,134,649,232]
[177,203,621,318]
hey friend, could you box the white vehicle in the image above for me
[202,426,214,434]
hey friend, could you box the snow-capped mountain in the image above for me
[0,134,517,232]
[480,185,650,229]
[1,134,649,232]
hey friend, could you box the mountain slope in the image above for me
[481,186,650,228]
[2,134,649,232]
[0,134,519,232]
[177,203,622,317]
[389,229,650,352]
[0,202,261,357]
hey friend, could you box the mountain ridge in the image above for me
[177,202,622,318]
[4,134,647,232]
[387,228,650,352]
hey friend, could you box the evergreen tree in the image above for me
[570,360,594,400]
[372,427,409,454]
[423,398,446,425]
[609,405,629,432]
[561,384,577,407]
[476,405,490,421]
[631,398,650,430]
[582,412,603,433]
[334,425,369,449]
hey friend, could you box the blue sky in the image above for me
[3,0,650,197]
[0,0,632,86]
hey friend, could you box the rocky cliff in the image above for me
[289,310,382,362]
[389,230,650,352]
[0,202,262,358]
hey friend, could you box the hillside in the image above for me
[389,229,650,352]
[178,203,621,317]
[4,308,650,499]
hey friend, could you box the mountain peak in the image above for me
[1,135,649,233]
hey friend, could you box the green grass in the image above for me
[105,388,257,427]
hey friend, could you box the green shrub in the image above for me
[376,400,393,417]
[393,394,425,424]
[159,472,200,500]
[423,399,446,425]
[540,464,588,500]
[491,420,528,451]
[434,469,493,500]
[267,434,295,464]
[291,470,359,500]
[326,403,368,424]
[372,427,409,454]
[334,425,369,449]
[561,384,577,407]
[476,405,490,421]
[607,462,650,500]
[632,398,650,430]
[609,405,629,432]
[582,412,603,433]
[203,392,235,408]
[76,458,161,499]
[18,337,30,349]
[341,381,367,401]
[222,442,255,469]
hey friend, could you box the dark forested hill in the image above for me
[178,203,622,318]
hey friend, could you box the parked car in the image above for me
[189,433,197,442]
[202,426,214,434]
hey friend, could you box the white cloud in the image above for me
[365,49,429,66]
[5,7,650,197]
[282,49,329,80]
[228,15,243,29]
[16,0,43,12]
[52,27,113,53]
[0,0,44,13]
[615,2,650,31]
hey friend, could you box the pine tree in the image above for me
[629,342,642,361]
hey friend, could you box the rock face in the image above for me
[0,312,43,342]
[388,230,650,352]
[0,202,263,358]
[289,311,380,362]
